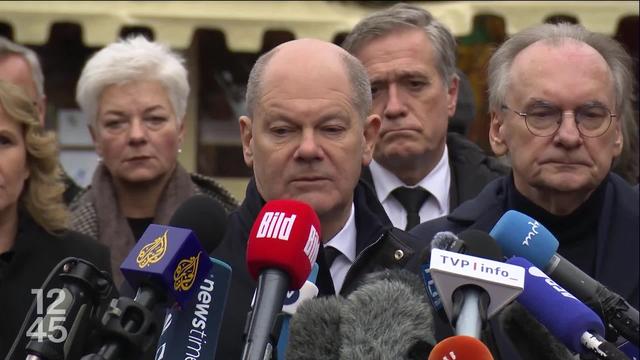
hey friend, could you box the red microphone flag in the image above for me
[246,199,321,290]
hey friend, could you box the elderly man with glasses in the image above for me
[411,22,638,360]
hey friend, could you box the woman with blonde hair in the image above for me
[0,80,111,359]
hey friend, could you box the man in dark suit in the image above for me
[412,23,639,360]
[211,38,431,359]
[343,4,508,231]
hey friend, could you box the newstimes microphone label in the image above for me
[155,257,231,360]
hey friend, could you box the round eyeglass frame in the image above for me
[500,104,616,138]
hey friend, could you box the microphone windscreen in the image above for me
[457,229,503,260]
[428,335,494,360]
[340,269,435,359]
[506,257,605,353]
[286,296,345,360]
[490,210,558,268]
[431,231,459,251]
[247,199,321,290]
[169,194,228,253]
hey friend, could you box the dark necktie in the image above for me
[316,245,341,295]
[323,245,341,268]
[392,186,430,230]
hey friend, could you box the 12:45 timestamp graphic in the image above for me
[26,288,69,343]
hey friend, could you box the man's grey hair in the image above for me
[487,23,633,116]
[76,35,189,127]
[245,46,372,121]
[342,3,458,87]
[0,36,45,100]
[488,22,637,178]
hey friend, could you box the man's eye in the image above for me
[579,107,608,119]
[323,126,345,134]
[271,127,291,136]
[407,80,426,90]
[528,107,558,118]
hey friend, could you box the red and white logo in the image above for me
[303,225,320,266]
[256,212,297,240]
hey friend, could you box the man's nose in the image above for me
[383,83,407,120]
[553,112,582,148]
[294,129,323,161]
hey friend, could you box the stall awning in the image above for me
[0,1,637,51]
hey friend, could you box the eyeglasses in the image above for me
[501,103,616,138]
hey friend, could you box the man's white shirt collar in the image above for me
[324,203,356,293]
[369,146,451,228]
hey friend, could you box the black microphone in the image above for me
[167,195,228,254]
[491,210,639,345]
[287,269,436,359]
[7,258,114,360]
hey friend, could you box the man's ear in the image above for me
[362,114,381,166]
[239,115,254,168]
[612,116,624,158]
[88,125,103,158]
[446,76,460,118]
[489,111,508,156]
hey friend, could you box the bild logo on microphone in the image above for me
[256,212,297,240]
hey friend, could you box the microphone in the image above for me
[428,335,494,360]
[275,263,319,360]
[84,197,223,359]
[287,269,436,360]
[506,256,629,359]
[152,195,232,360]
[421,230,503,328]
[242,199,321,360]
[286,296,344,360]
[154,258,232,360]
[428,234,524,338]
[165,195,228,254]
[339,269,435,359]
[491,210,639,345]
[9,258,114,360]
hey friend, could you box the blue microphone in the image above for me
[507,256,627,359]
[491,210,639,346]
[276,263,319,359]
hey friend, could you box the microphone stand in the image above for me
[23,258,114,360]
[80,285,166,360]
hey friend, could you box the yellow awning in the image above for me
[0,1,636,51]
